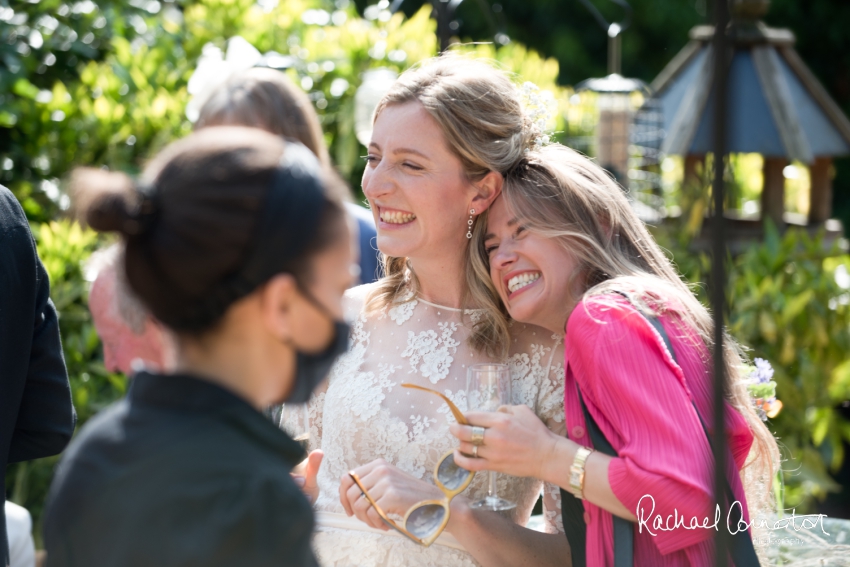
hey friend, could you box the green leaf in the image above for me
[758,311,778,344]
[810,408,831,446]
[829,360,850,400]
[763,217,781,258]
[781,288,814,325]
[0,111,18,127]
[12,78,40,100]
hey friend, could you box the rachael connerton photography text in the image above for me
[636,495,829,538]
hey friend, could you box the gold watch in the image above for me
[569,446,594,500]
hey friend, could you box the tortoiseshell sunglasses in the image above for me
[348,383,474,547]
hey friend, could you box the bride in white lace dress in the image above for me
[295,56,571,567]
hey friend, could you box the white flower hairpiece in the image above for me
[185,36,264,123]
[519,81,556,152]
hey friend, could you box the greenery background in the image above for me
[2,0,850,543]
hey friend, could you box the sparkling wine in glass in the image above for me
[467,363,516,511]
[279,403,310,452]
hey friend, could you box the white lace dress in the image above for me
[298,282,566,567]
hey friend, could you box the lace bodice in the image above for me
[295,283,566,566]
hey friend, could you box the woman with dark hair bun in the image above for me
[42,126,354,567]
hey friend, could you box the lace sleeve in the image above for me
[538,334,566,535]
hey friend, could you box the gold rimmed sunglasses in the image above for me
[348,383,474,547]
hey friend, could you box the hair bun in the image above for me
[70,168,153,236]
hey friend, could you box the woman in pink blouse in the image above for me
[450,144,780,566]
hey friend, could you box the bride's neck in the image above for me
[408,252,468,309]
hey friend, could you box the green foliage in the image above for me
[1,0,569,212]
[0,0,153,221]
[730,226,850,510]
[656,221,850,512]
[5,221,125,545]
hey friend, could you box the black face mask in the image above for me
[283,286,350,404]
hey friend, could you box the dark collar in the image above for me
[128,371,306,466]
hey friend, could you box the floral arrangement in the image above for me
[519,81,556,151]
[745,358,782,421]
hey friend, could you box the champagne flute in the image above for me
[279,403,310,452]
[466,363,516,511]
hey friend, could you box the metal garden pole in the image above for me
[711,0,731,565]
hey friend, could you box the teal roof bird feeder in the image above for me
[652,0,850,246]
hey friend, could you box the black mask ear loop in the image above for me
[294,281,341,323]
[276,280,333,351]
[281,281,350,404]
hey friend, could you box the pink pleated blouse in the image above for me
[564,294,754,566]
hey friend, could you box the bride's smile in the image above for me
[377,207,416,226]
[363,101,485,266]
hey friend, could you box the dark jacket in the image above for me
[0,186,75,564]
[43,372,319,567]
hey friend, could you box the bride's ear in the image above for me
[469,171,503,213]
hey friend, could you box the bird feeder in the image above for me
[652,0,850,246]
[575,15,665,221]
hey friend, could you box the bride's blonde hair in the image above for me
[473,143,780,515]
[364,54,532,354]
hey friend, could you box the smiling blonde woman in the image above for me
[452,143,782,567]
[298,55,571,567]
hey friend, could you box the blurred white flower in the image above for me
[185,36,262,122]
[835,264,850,289]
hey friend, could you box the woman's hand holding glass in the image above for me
[465,364,517,511]
[450,404,562,482]
[452,405,639,523]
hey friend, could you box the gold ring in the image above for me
[471,426,485,446]
[472,444,479,458]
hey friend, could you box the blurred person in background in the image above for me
[43,128,353,567]
[196,66,380,285]
[0,185,75,567]
[86,244,175,374]
[82,67,377,384]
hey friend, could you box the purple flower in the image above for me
[751,358,774,384]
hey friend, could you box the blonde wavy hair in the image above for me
[473,143,780,516]
[364,54,533,356]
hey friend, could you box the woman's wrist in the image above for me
[540,436,578,488]
[446,495,473,535]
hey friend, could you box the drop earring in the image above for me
[466,209,475,239]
